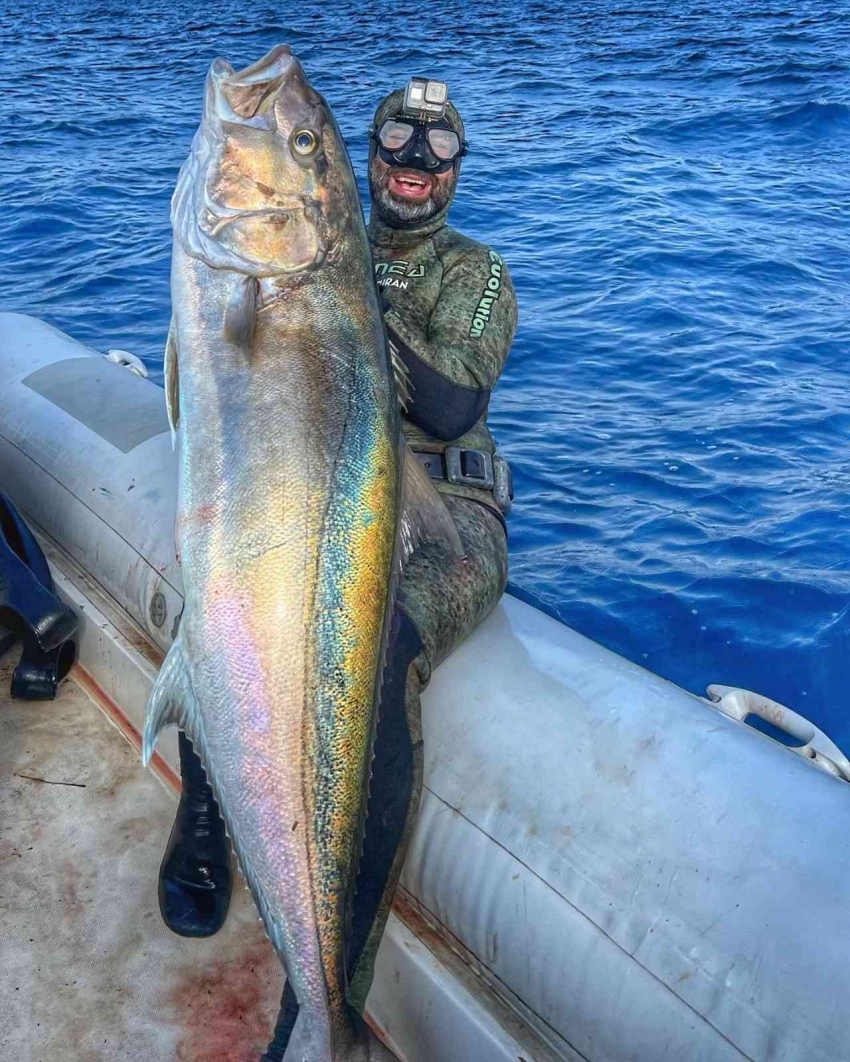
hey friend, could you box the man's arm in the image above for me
[384,248,518,441]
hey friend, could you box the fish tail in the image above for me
[280,999,396,1061]
[281,1007,334,1062]
[141,634,201,765]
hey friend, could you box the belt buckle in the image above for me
[445,446,494,490]
[414,451,444,479]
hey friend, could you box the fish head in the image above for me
[174,45,362,277]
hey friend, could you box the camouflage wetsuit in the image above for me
[263,90,517,1056]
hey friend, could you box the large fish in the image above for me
[143,45,458,1061]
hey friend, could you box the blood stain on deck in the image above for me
[170,935,280,1062]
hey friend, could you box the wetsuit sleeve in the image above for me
[383,248,518,441]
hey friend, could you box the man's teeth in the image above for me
[396,175,427,188]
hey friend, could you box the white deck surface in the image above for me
[0,650,282,1062]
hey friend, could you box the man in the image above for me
[156,77,517,1058]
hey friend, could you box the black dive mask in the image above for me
[373,117,467,174]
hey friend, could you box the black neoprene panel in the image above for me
[388,325,490,441]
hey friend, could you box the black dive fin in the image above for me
[0,491,78,700]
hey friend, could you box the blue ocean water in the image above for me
[1,3,848,743]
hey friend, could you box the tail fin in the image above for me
[281,1008,333,1062]
[281,1006,398,1061]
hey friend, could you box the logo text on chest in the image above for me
[374,260,426,291]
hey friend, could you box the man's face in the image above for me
[369,154,457,227]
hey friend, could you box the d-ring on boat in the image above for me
[1,310,848,1062]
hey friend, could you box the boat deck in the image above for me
[0,649,281,1062]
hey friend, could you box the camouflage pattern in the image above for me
[370,213,518,519]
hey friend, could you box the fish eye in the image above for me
[292,129,319,155]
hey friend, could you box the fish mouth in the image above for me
[206,207,296,235]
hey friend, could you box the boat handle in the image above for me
[704,684,850,783]
[105,348,148,378]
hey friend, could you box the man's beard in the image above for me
[369,157,456,227]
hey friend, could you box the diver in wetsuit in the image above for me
[156,77,518,1056]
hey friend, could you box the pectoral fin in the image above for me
[223,276,258,353]
[164,320,179,445]
[398,444,464,569]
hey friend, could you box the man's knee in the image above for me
[406,498,507,668]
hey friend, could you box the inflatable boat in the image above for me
[1,310,849,1062]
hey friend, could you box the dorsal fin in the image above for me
[387,338,412,412]
[398,444,464,570]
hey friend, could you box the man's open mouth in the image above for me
[387,169,433,202]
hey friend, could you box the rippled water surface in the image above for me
[2,2,849,742]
